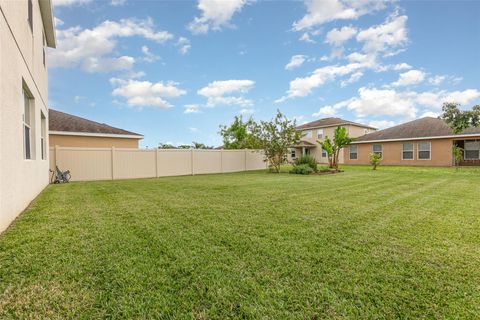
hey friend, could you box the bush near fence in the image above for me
[49,147,266,181]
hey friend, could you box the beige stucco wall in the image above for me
[289,124,373,164]
[49,134,140,148]
[343,139,454,167]
[0,1,51,232]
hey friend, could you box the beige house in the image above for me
[49,110,143,148]
[289,118,376,164]
[343,117,480,167]
[0,0,56,232]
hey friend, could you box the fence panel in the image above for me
[49,147,266,181]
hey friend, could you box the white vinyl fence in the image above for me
[49,147,266,182]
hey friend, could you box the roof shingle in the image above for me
[296,117,376,130]
[354,117,480,142]
[49,109,142,137]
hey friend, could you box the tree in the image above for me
[441,102,480,134]
[369,153,381,170]
[192,142,213,149]
[219,116,261,149]
[452,145,464,168]
[255,110,301,173]
[177,144,192,149]
[318,126,352,169]
[158,143,176,149]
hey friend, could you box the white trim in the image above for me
[49,131,143,139]
[417,141,431,160]
[352,133,480,144]
[401,142,414,160]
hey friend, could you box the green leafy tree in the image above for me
[178,144,192,149]
[158,143,176,149]
[192,142,213,149]
[369,152,381,170]
[452,145,464,168]
[441,102,480,134]
[256,110,301,173]
[219,116,261,149]
[318,126,352,169]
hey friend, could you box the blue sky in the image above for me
[49,0,480,147]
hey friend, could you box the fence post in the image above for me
[220,149,223,173]
[111,147,115,180]
[244,149,247,171]
[155,148,159,177]
[191,149,195,175]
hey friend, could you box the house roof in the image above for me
[39,0,56,48]
[296,117,376,130]
[292,140,317,148]
[49,109,143,138]
[353,117,480,143]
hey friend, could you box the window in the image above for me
[41,111,46,160]
[321,148,327,158]
[417,142,431,160]
[42,31,46,67]
[364,129,369,134]
[373,144,383,159]
[291,149,296,159]
[465,141,480,160]
[402,143,414,160]
[303,130,313,139]
[23,88,34,159]
[349,145,358,160]
[305,149,311,155]
[28,0,33,31]
[317,129,323,139]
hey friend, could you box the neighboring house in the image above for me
[289,117,376,164]
[49,109,143,148]
[0,0,55,232]
[343,117,480,167]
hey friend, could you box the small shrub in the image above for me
[294,154,318,172]
[290,164,314,175]
[369,152,381,170]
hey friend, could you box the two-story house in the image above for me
[289,118,376,164]
[0,0,56,232]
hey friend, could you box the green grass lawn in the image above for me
[1,166,480,319]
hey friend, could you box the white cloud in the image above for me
[368,120,395,129]
[141,46,160,63]
[189,127,199,132]
[428,75,446,86]
[188,0,252,34]
[392,69,426,87]
[276,62,364,102]
[325,26,357,47]
[285,55,308,70]
[322,87,480,121]
[299,32,316,43]
[239,108,254,115]
[341,71,363,87]
[420,111,440,118]
[198,80,255,107]
[293,0,387,31]
[110,78,186,109]
[356,13,408,55]
[176,37,191,54]
[54,17,64,26]
[111,0,126,6]
[49,18,173,73]
[393,63,412,71]
[53,0,92,6]
[312,105,338,118]
[184,104,201,114]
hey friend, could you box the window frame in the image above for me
[401,143,414,160]
[40,111,47,160]
[321,148,327,158]
[372,144,383,160]
[464,140,480,160]
[23,88,33,160]
[303,130,313,139]
[417,142,431,160]
[291,149,296,159]
[349,145,358,160]
[317,129,323,139]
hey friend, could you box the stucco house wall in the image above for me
[343,139,454,167]
[49,134,140,148]
[0,0,55,232]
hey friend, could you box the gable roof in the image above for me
[296,117,376,130]
[353,117,480,143]
[49,109,143,138]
